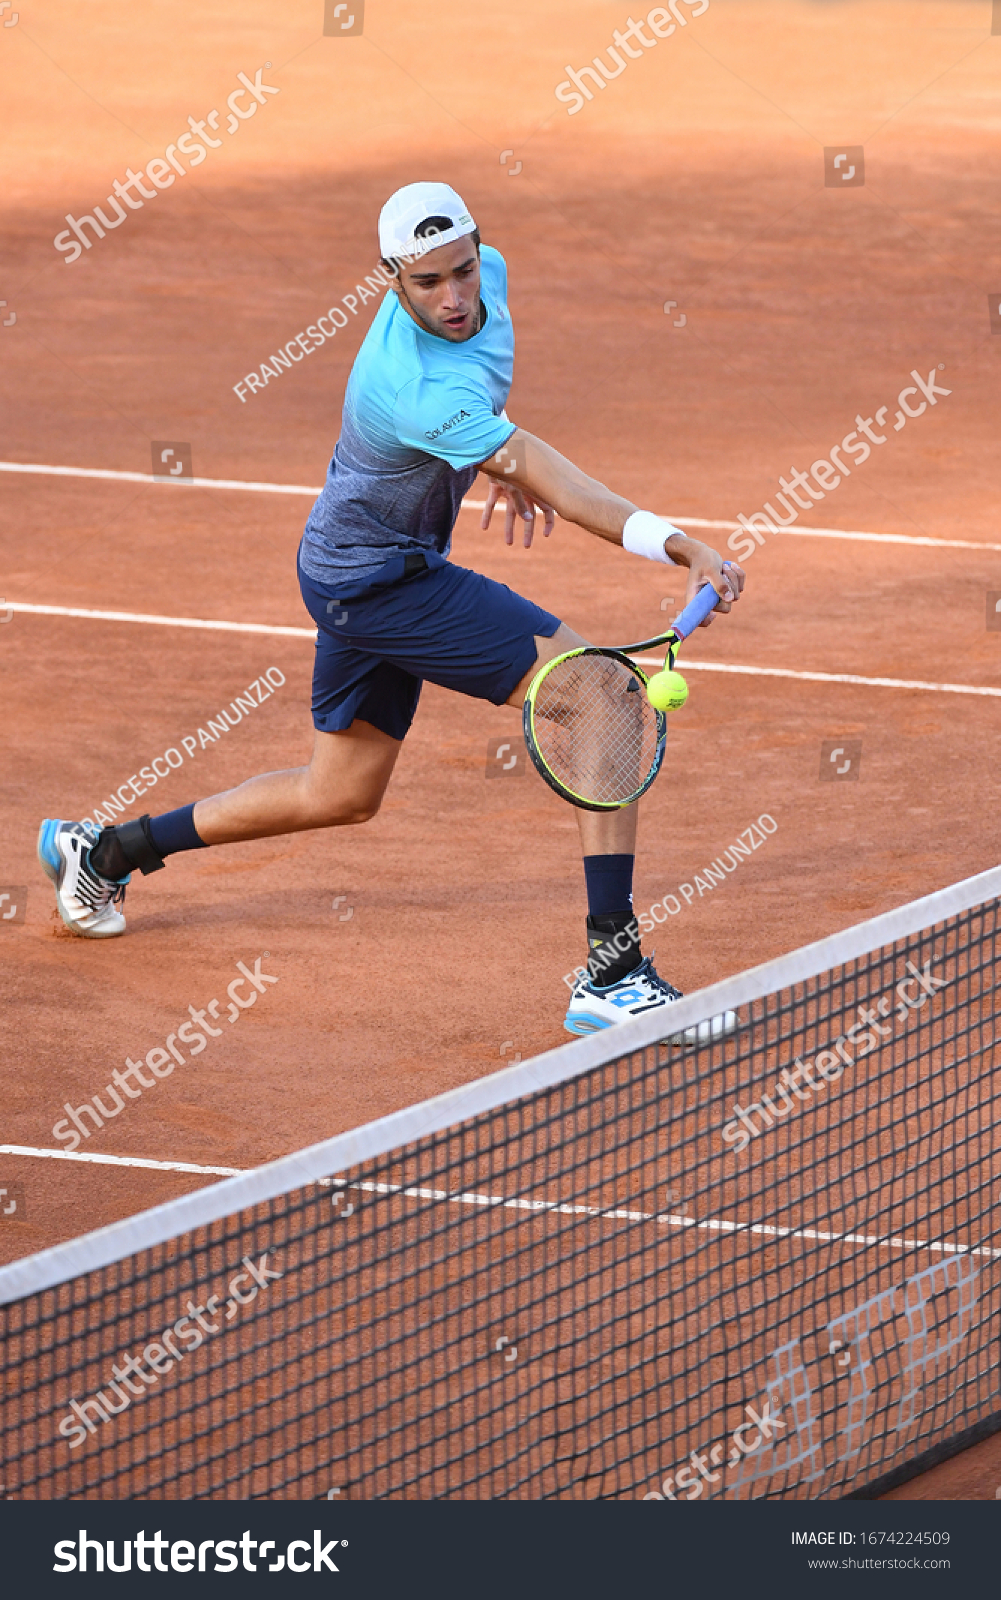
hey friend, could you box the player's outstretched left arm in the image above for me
[478,428,744,624]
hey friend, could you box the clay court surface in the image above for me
[1,0,999,1497]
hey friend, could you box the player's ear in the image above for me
[380,256,404,294]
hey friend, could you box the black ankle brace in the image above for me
[586,912,642,989]
[92,814,165,878]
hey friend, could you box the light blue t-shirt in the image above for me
[300,243,517,590]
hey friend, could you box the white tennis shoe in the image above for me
[563,956,737,1046]
[37,819,128,938]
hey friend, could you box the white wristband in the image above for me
[622,510,683,564]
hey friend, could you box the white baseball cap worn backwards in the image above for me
[378,182,477,262]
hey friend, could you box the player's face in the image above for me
[395,238,481,342]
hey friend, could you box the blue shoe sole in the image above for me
[37,818,62,884]
[563,1012,613,1036]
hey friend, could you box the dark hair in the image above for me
[381,216,481,278]
[414,214,454,240]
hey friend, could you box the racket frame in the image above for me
[522,646,667,812]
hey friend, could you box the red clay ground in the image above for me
[1,0,1000,1498]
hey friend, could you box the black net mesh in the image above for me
[2,900,998,1500]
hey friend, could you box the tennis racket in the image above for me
[522,581,721,811]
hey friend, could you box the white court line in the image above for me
[320,1178,1001,1261]
[6,601,998,699]
[661,516,1001,554]
[7,1145,987,1261]
[468,505,1001,552]
[0,1144,241,1177]
[2,458,999,553]
[633,656,1001,699]
[0,460,323,498]
[7,601,315,639]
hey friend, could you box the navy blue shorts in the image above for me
[297,550,562,742]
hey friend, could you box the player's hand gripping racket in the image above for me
[522,581,721,811]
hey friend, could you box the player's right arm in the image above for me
[478,428,744,617]
[479,429,634,543]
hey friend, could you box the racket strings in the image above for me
[532,654,661,806]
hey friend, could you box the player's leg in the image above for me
[105,717,400,863]
[506,621,734,1043]
[358,582,658,1017]
[38,608,420,939]
[193,719,399,844]
[505,621,646,984]
[37,722,402,939]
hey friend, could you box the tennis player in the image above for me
[39,182,744,1039]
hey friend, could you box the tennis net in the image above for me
[1,864,999,1500]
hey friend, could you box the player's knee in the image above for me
[343,799,381,826]
[308,793,382,828]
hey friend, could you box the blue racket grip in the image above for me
[672,582,721,640]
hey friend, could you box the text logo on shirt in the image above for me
[425,408,470,443]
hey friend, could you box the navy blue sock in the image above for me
[147,804,208,859]
[582,855,641,988]
[583,854,635,918]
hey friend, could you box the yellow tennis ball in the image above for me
[646,669,689,712]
